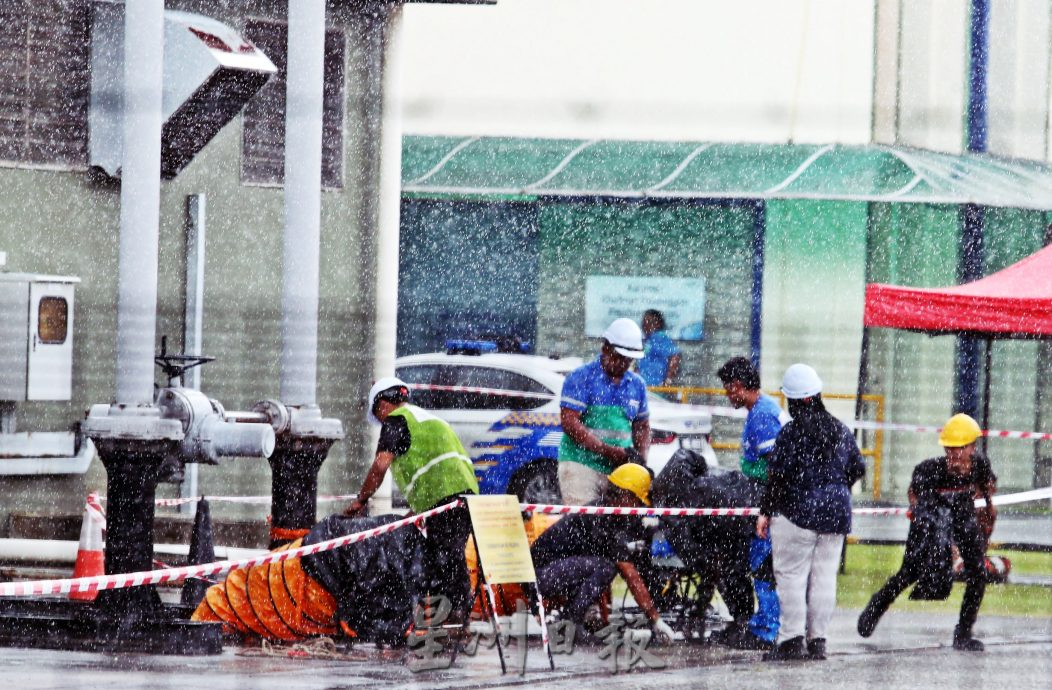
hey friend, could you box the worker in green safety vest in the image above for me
[346,377,479,617]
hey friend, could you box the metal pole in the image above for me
[749,200,765,369]
[115,0,165,407]
[280,0,326,407]
[181,194,206,513]
[982,337,993,454]
[955,0,990,417]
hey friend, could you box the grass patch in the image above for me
[839,544,1052,617]
[613,545,1052,619]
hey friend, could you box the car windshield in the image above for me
[396,363,554,410]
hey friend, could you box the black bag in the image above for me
[906,504,954,601]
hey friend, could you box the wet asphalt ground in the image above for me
[3,608,1049,689]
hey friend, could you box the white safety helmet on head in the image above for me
[602,318,645,359]
[367,376,410,427]
[781,363,823,400]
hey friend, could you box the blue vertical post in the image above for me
[750,200,765,369]
[966,0,990,154]
[955,0,989,417]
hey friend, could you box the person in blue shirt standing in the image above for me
[558,318,651,506]
[716,356,787,650]
[639,309,681,387]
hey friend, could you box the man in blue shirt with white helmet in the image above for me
[558,318,651,506]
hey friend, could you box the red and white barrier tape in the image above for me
[403,382,1052,441]
[405,382,553,402]
[0,500,461,598]
[521,486,1052,519]
[5,487,1052,599]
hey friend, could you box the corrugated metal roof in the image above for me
[401,136,1052,210]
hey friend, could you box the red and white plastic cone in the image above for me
[68,492,106,601]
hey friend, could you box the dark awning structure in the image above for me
[402,136,1052,210]
[864,244,1052,339]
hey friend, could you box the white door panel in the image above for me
[27,283,74,401]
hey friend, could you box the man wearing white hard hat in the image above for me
[346,377,479,617]
[756,363,865,661]
[557,318,652,505]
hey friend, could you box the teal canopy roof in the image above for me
[401,136,1052,210]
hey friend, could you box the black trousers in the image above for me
[422,500,473,614]
[536,556,618,625]
[867,517,986,634]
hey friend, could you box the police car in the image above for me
[395,340,717,504]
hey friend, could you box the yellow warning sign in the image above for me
[465,495,537,585]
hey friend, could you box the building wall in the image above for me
[759,200,868,420]
[0,0,390,523]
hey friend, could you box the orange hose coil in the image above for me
[192,514,561,640]
[191,539,337,638]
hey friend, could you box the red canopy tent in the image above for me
[864,243,1052,337]
[859,243,1052,441]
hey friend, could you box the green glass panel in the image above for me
[402,135,470,183]
[866,203,961,499]
[787,147,916,197]
[661,143,824,195]
[538,141,702,193]
[422,137,585,190]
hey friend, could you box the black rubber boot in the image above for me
[807,638,827,660]
[763,636,807,661]
[711,622,773,651]
[857,594,891,638]
[952,627,985,652]
[709,622,746,647]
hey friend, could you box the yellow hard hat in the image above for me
[608,462,651,506]
[938,413,982,448]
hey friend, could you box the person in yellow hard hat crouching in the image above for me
[857,413,997,652]
[529,463,674,645]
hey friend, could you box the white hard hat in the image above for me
[781,363,822,400]
[367,376,410,427]
[602,318,645,359]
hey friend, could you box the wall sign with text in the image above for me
[585,275,706,341]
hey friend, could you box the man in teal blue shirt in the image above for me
[717,356,786,649]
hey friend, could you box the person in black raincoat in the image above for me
[756,364,865,661]
[857,413,996,652]
[650,448,769,649]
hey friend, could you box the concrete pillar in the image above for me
[115,0,165,406]
[280,0,326,407]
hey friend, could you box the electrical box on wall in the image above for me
[0,273,79,401]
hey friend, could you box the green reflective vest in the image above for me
[388,404,479,513]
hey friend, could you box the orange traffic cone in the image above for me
[69,492,106,601]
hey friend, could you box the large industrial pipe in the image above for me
[280,0,326,407]
[115,0,165,406]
